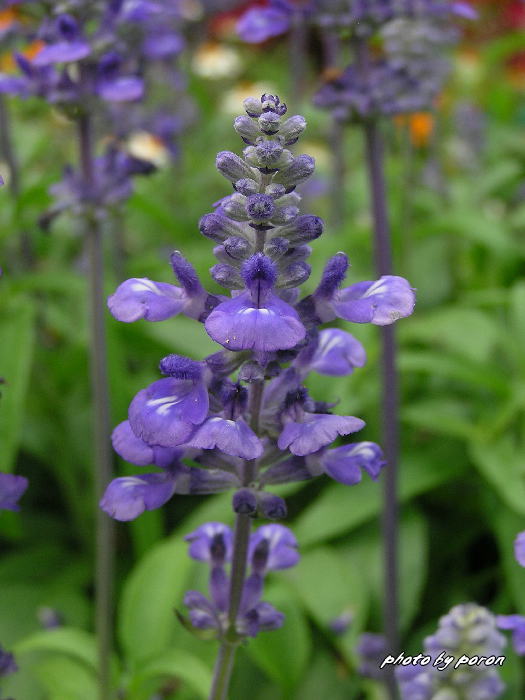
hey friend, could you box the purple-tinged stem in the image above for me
[0,94,33,266]
[356,38,400,700]
[209,379,264,700]
[78,111,114,700]
[322,31,346,230]
[289,8,307,106]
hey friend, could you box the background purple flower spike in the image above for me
[237,5,292,44]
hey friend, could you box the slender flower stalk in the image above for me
[77,110,114,700]
[0,94,32,265]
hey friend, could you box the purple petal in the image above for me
[100,472,176,521]
[249,524,299,572]
[143,32,184,59]
[187,417,263,460]
[32,40,91,66]
[209,567,230,612]
[108,278,187,322]
[128,377,209,448]
[239,573,264,614]
[237,8,291,43]
[452,2,478,20]
[205,291,305,352]
[515,531,525,568]
[0,472,28,511]
[185,522,233,564]
[321,442,385,485]
[497,615,525,655]
[111,420,182,468]
[184,590,219,630]
[333,276,416,326]
[308,328,366,376]
[97,76,144,102]
[278,414,365,456]
[252,601,284,631]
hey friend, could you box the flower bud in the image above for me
[258,492,287,520]
[272,154,315,189]
[234,177,259,196]
[234,115,260,144]
[216,151,254,182]
[276,262,311,289]
[239,360,265,383]
[280,115,307,145]
[244,97,263,117]
[199,212,246,242]
[210,263,243,289]
[222,193,250,221]
[233,488,258,515]
[258,111,281,135]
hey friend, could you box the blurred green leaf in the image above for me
[31,655,98,700]
[128,648,212,700]
[118,536,193,665]
[0,297,35,472]
[247,581,311,691]
[294,446,465,547]
[470,437,525,517]
[15,627,98,670]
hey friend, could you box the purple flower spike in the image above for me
[249,524,299,573]
[452,2,478,20]
[107,278,187,322]
[303,328,366,376]
[278,414,365,457]
[237,6,291,44]
[33,15,91,67]
[321,442,385,485]
[111,420,182,468]
[497,615,525,655]
[100,472,177,521]
[0,472,28,511]
[185,522,233,565]
[333,276,416,326]
[514,531,525,567]
[128,372,209,448]
[187,417,263,460]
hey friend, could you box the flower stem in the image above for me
[355,37,400,700]
[78,111,114,700]
[209,378,265,699]
[0,94,33,266]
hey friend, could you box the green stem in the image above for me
[78,111,114,700]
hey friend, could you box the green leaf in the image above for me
[15,627,98,670]
[118,536,193,665]
[402,398,481,441]
[294,445,466,547]
[0,297,35,472]
[32,655,98,700]
[469,437,525,517]
[246,581,311,691]
[128,648,213,700]
[284,546,368,663]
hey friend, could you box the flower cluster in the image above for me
[314,1,475,122]
[236,0,475,43]
[183,522,298,638]
[101,93,414,526]
[397,603,506,700]
[0,2,190,220]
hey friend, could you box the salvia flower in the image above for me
[183,522,297,638]
[397,603,506,700]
